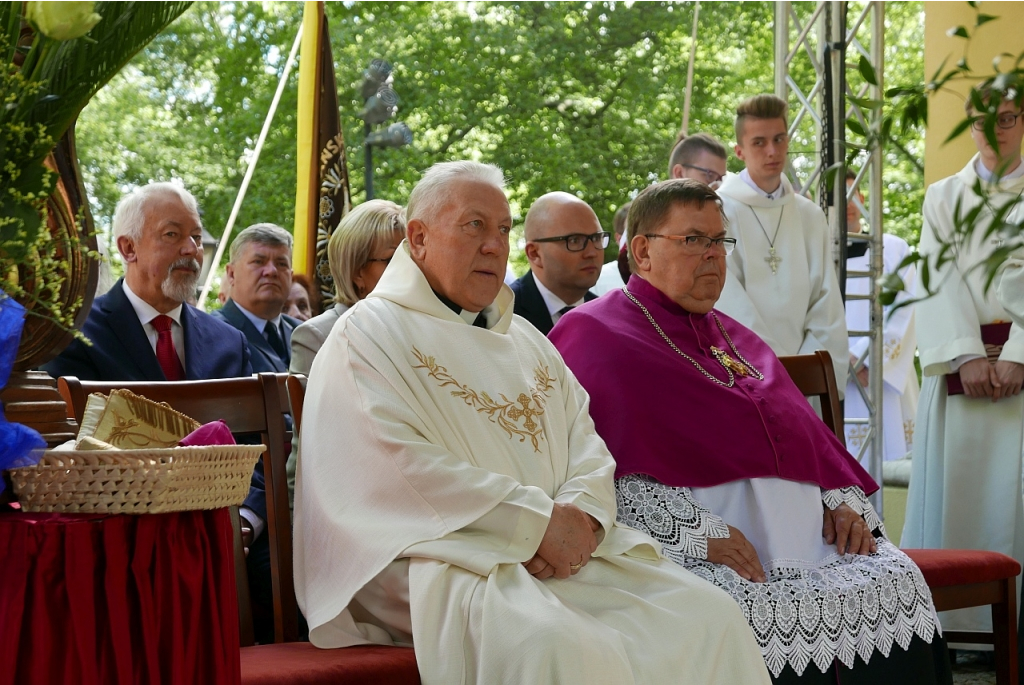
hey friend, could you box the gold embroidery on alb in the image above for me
[412,348,554,452]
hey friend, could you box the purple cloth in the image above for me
[179,420,236,447]
[549,275,877,494]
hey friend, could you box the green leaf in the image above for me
[946,25,969,39]
[847,118,866,136]
[975,13,998,26]
[858,55,878,86]
[849,95,883,110]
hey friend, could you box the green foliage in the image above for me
[76,1,927,280]
[2,1,190,330]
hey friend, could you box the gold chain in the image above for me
[621,288,765,387]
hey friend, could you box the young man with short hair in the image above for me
[714,94,848,389]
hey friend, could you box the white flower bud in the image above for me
[25,1,101,42]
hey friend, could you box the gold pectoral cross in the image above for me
[711,346,750,377]
[765,247,782,274]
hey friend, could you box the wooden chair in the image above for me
[779,352,1021,685]
[58,373,297,643]
[58,373,420,683]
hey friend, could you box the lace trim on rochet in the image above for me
[615,474,729,560]
[616,475,938,677]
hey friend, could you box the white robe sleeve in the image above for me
[799,209,850,390]
[916,186,986,375]
[996,257,1024,364]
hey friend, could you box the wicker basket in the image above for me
[9,445,265,514]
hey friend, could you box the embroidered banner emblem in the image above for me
[412,348,554,452]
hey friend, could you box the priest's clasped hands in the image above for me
[959,358,1024,401]
[706,503,877,583]
[523,502,601,580]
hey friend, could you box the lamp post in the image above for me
[358,59,412,200]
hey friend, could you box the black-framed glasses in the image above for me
[531,232,611,252]
[680,164,724,186]
[644,233,736,255]
[971,112,1023,131]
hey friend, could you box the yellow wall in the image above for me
[924,1,1024,186]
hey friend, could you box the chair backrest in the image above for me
[286,375,306,435]
[57,373,299,644]
[777,350,845,444]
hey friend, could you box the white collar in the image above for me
[368,241,514,333]
[234,301,281,333]
[975,155,1024,183]
[533,273,584,317]
[122,280,183,326]
[740,169,785,199]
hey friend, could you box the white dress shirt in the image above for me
[121,281,186,369]
[533,276,585,326]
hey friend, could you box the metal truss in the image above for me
[775,2,887,515]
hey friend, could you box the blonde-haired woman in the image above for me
[287,199,405,505]
[288,199,406,375]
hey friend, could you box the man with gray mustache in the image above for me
[44,182,252,383]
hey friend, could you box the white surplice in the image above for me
[716,173,849,392]
[902,155,1024,634]
[844,233,920,462]
[618,474,938,677]
[294,242,771,685]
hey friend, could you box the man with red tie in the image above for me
[44,182,252,383]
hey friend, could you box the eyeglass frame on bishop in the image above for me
[970,111,1024,131]
[530,231,612,252]
[644,233,737,255]
[679,164,725,187]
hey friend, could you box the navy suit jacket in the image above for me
[510,270,597,336]
[41,279,268,519]
[210,299,299,373]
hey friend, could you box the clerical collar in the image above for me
[740,168,785,200]
[432,289,492,328]
[976,155,1024,183]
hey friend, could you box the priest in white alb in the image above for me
[293,161,771,684]
[843,170,919,462]
[902,91,1024,638]
[715,94,848,390]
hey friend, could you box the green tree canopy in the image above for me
[76,1,925,279]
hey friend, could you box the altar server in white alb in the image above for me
[843,170,919,462]
[902,91,1024,637]
[293,161,771,685]
[715,94,848,389]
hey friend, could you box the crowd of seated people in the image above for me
[41,87,1024,684]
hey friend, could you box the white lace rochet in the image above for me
[616,474,939,677]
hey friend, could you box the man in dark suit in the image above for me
[41,183,278,639]
[208,222,301,641]
[211,223,299,374]
[511,192,606,335]
[45,183,252,382]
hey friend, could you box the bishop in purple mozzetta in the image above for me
[549,179,950,685]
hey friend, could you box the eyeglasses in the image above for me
[680,164,725,186]
[971,112,1023,131]
[531,232,611,252]
[644,233,737,255]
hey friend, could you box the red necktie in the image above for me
[152,315,185,381]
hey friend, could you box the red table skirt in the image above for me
[0,507,241,685]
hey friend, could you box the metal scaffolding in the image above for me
[774,2,886,515]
